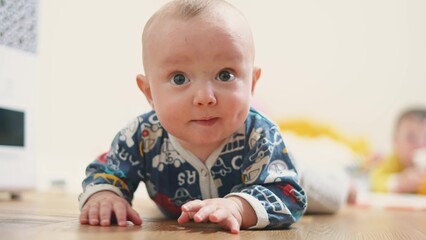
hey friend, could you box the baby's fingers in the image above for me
[177,211,193,224]
[209,209,240,234]
[193,204,217,223]
[80,202,99,225]
[99,201,113,226]
[127,205,142,225]
[178,200,204,224]
[181,199,205,212]
[113,201,130,226]
[79,205,90,224]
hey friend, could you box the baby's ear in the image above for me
[251,67,261,94]
[136,74,154,108]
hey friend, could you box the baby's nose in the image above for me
[193,84,217,106]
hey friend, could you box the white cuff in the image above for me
[78,184,124,210]
[225,192,270,229]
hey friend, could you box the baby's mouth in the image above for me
[192,117,219,126]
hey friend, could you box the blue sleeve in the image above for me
[237,125,307,229]
[82,117,146,204]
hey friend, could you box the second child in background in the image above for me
[370,108,426,194]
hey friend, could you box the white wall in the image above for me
[0,46,37,191]
[37,0,426,193]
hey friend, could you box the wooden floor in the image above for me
[1,191,426,240]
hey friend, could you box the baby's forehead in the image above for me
[398,115,426,130]
[142,1,255,69]
[144,1,250,37]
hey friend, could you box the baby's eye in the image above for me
[216,70,235,82]
[171,73,189,85]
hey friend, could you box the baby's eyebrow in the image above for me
[161,55,192,65]
[213,52,244,62]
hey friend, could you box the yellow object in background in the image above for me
[276,118,371,157]
[418,178,426,195]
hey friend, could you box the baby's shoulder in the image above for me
[246,108,279,130]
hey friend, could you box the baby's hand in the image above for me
[395,168,425,193]
[79,191,142,226]
[178,197,254,234]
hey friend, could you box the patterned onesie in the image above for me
[79,108,307,229]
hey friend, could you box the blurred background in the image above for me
[0,0,425,194]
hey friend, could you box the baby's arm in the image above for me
[177,196,256,234]
[390,167,425,193]
[80,191,142,226]
[232,126,306,229]
[79,118,146,226]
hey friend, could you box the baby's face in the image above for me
[394,117,426,167]
[141,10,259,152]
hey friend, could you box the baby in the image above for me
[370,108,426,193]
[79,0,306,233]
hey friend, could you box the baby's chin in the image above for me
[188,134,229,146]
